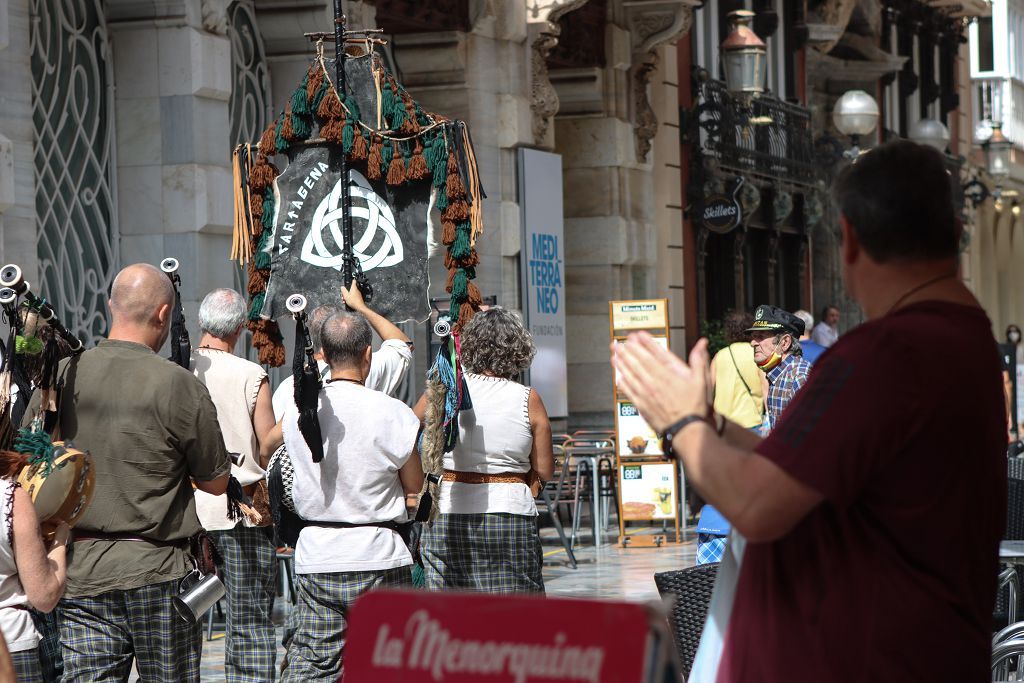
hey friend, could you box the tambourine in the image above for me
[17,442,95,537]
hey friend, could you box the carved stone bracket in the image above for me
[201,0,230,35]
[527,0,589,147]
[624,0,698,162]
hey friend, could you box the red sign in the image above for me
[343,590,654,682]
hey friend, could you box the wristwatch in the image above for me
[659,414,705,457]
[659,412,726,457]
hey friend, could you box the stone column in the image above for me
[553,0,695,425]
[107,0,234,337]
[0,0,39,283]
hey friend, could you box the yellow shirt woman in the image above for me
[711,342,764,429]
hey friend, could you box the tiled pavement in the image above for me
[137,522,698,681]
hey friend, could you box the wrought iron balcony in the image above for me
[687,78,820,188]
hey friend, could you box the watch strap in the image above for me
[660,413,706,457]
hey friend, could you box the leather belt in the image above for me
[73,531,187,548]
[442,469,529,485]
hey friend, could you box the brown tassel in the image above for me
[442,200,470,223]
[249,193,264,221]
[258,339,286,367]
[307,67,324,103]
[386,141,406,185]
[407,139,428,180]
[317,89,344,119]
[367,135,383,181]
[401,95,419,135]
[446,169,466,198]
[447,152,458,175]
[444,250,480,270]
[441,220,456,245]
[249,159,277,192]
[467,281,483,306]
[247,268,268,294]
[258,124,276,157]
[321,117,345,145]
[280,105,295,141]
[352,126,368,160]
[445,268,456,293]
[455,302,476,331]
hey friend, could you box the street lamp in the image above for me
[983,122,1011,196]
[909,118,950,153]
[832,90,879,159]
[720,10,766,100]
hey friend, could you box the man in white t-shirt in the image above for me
[271,281,411,420]
[280,312,423,682]
[811,305,840,348]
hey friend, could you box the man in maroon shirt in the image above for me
[614,140,1007,681]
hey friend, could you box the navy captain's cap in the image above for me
[745,305,805,337]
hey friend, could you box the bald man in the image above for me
[22,263,231,683]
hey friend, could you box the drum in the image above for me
[17,442,95,537]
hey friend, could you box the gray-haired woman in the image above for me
[413,307,554,593]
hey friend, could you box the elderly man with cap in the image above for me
[747,305,812,434]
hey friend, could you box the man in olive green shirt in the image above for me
[23,264,230,682]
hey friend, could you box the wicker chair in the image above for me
[996,469,1024,631]
[654,563,719,679]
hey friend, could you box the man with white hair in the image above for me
[792,310,826,364]
[191,288,278,682]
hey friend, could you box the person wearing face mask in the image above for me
[746,305,812,435]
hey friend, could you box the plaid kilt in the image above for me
[282,567,411,683]
[696,533,727,565]
[59,578,201,682]
[210,525,278,682]
[11,648,43,683]
[420,513,544,594]
[30,608,63,681]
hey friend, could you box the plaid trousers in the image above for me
[30,608,63,681]
[420,513,544,594]
[11,648,44,683]
[210,525,278,682]
[281,567,411,683]
[59,578,201,682]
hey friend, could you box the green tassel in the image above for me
[291,73,311,117]
[254,230,272,270]
[346,93,361,122]
[13,428,56,476]
[342,121,354,156]
[381,81,397,129]
[249,293,266,320]
[261,194,276,232]
[436,189,449,211]
[450,269,469,302]
[310,78,328,115]
[390,96,407,130]
[411,563,425,588]
[415,105,431,128]
[15,335,44,355]
[274,116,288,154]
[451,223,472,261]
[428,134,448,189]
[381,139,394,177]
[292,112,312,141]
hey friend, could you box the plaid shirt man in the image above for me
[764,354,812,432]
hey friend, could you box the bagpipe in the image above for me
[160,257,192,369]
[0,264,95,539]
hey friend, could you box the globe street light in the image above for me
[832,90,879,158]
[909,118,950,153]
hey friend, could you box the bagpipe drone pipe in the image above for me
[0,263,85,449]
[160,257,192,369]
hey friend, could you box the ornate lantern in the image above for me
[721,10,766,98]
[832,90,879,157]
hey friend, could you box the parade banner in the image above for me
[344,590,678,682]
[261,144,431,323]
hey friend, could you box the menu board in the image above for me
[618,463,677,521]
[616,400,663,457]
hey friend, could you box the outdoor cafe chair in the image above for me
[535,443,578,569]
[654,562,719,679]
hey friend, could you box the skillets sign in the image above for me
[702,195,740,232]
